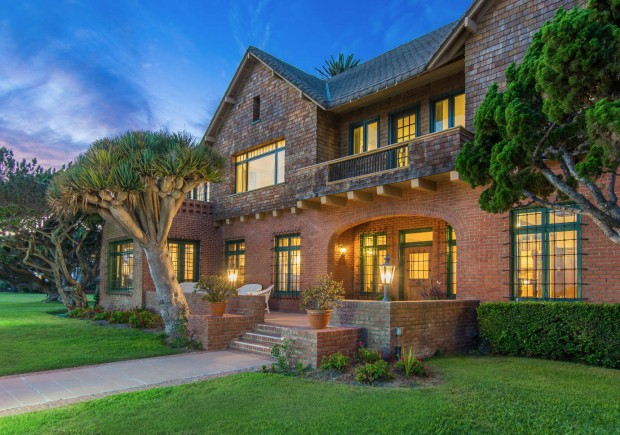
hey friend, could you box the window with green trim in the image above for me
[225,240,245,285]
[446,226,457,297]
[511,208,581,300]
[350,118,379,155]
[235,140,285,193]
[390,107,418,144]
[431,91,465,132]
[360,233,387,296]
[108,240,134,292]
[168,240,199,283]
[274,234,301,296]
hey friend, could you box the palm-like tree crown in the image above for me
[315,53,360,79]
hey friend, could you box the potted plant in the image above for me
[301,273,345,329]
[195,275,237,316]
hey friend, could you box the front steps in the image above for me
[229,324,285,357]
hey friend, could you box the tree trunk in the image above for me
[68,284,89,309]
[143,243,189,339]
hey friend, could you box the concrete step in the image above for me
[240,331,284,345]
[229,340,274,357]
[253,323,289,335]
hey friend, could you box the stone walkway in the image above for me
[0,350,271,417]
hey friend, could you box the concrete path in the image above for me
[0,351,271,416]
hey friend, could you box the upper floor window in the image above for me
[350,118,379,155]
[168,240,199,283]
[109,240,134,292]
[225,240,246,285]
[252,96,261,122]
[511,208,581,300]
[431,92,465,132]
[185,183,210,202]
[235,140,285,193]
[390,107,419,144]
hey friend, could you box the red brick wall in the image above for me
[284,326,364,368]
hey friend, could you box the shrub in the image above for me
[301,273,345,311]
[395,348,426,377]
[319,352,350,371]
[128,309,164,329]
[355,360,393,384]
[109,310,131,324]
[478,302,620,369]
[358,346,381,364]
[92,311,111,321]
[271,341,295,372]
[420,281,446,300]
[195,275,237,303]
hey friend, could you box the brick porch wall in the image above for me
[284,326,364,368]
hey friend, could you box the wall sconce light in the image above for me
[338,244,347,257]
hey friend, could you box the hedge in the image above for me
[477,302,620,369]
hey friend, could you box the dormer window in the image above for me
[252,96,261,122]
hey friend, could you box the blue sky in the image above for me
[0,0,470,168]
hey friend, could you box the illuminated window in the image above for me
[235,140,285,193]
[390,107,418,143]
[446,226,457,297]
[274,234,301,295]
[360,233,387,296]
[185,183,210,202]
[511,208,581,300]
[108,240,134,292]
[408,252,429,279]
[350,118,379,155]
[168,240,199,283]
[225,240,245,285]
[431,92,465,132]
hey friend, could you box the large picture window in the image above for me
[225,240,246,285]
[235,140,285,193]
[168,240,199,283]
[431,91,465,132]
[108,240,134,292]
[360,233,387,296]
[274,234,301,296]
[350,118,379,155]
[511,208,581,300]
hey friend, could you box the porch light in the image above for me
[379,255,395,302]
[338,244,347,257]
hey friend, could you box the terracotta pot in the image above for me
[306,309,332,329]
[208,301,227,317]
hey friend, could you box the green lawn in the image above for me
[1,355,618,434]
[0,293,179,376]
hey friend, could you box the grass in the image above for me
[1,355,618,434]
[0,293,179,376]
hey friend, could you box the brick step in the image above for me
[240,331,284,345]
[253,323,289,335]
[229,340,274,357]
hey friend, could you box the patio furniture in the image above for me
[236,284,262,295]
[252,285,273,313]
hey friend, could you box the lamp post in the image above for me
[227,268,238,292]
[379,255,395,303]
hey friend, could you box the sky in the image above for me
[0,0,470,168]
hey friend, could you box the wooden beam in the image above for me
[290,206,299,214]
[377,185,402,198]
[204,135,216,143]
[347,191,373,203]
[272,210,281,217]
[296,200,321,211]
[224,96,236,104]
[464,16,478,34]
[450,171,468,184]
[320,195,347,207]
[411,178,437,192]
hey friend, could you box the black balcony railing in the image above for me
[328,145,408,182]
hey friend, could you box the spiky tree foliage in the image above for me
[315,53,360,78]
[48,131,225,336]
[456,1,620,243]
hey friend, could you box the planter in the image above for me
[306,309,332,329]
[208,302,227,317]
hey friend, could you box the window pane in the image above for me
[395,112,416,143]
[109,241,134,291]
[276,150,285,184]
[450,245,457,294]
[549,231,577,299]
[236,164,247,193]
[454,93,465,127]
[515,233,543,298]
[549,210,577,225]
[352,126,364,154]
[409,252,429,280]
[434,99,449,132]
[404,230,433,244]
[184,244,195,281]
[367,121,378,151]
[248,153,276,191]
[515,211,542,228]
[169,243,179,278]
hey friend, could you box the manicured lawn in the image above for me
[1,355,618,433]
[0,293,178,376]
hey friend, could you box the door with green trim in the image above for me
[404,246,431,300]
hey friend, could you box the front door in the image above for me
[403,246,431,300]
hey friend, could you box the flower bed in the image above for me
[68,306,164,329]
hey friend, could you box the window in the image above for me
[431,92,465,132]
[168,240,199,283]
[225,240,246,285]
[235,140,285,193]
[390,107,419,144]
[252,96,261,122]
[511,208,581,300]
[360,233,387,296]
[109,240,134,292]
[274,234,301,296]
[446,226,457,297]
[185,183,210,202]
[350,118,379,155]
